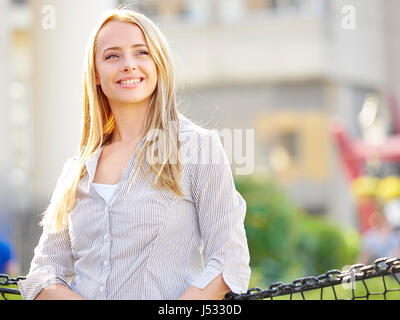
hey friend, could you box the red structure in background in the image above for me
[330,94,400,234]
[331,122,400,179]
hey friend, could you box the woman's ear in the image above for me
[95,76,100,86]
[95,71,100,85]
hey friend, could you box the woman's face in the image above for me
[94,20,158,107]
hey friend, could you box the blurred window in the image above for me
[273,0,301,10]
[246,0,325,14]
[117,0,193,20]
[281,131,300,160]
[246,0,300,11]
[115,0,158,17]
[268,130,300,174]
[156,0,187,17]
[11,0,27,5]
[246,0,269,11]
[257,111,328,181]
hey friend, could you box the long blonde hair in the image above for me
[41,9,184,232]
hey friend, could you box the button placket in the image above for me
[97,204,112,299]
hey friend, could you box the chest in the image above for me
[93,144,137,185]
[70,172,193,258]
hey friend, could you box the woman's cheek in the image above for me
[100,70,115,95]
[100,79,115,99]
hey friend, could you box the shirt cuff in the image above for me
[17,270,72,300]
[191,262,249,295]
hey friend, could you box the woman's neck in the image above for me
[109,99,150,145]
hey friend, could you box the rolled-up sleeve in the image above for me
[189,130,251,294]
[17,227,75,300]
[18,158,76,300]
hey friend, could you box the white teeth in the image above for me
[120,79,142,85]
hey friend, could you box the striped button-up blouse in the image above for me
[18,113,251,300]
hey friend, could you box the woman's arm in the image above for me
[18,158,78,300]
[34,284,85,300]
[178,274,231,300]
[186,130,251,297]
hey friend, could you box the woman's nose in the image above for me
[122,58,137,72]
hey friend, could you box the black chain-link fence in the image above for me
[0,275,25,300]
[224,257,400,300]
[1,257,399,300]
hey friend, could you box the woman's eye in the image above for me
[105,51,148,60]
[105,54,118,60]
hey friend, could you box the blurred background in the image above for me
[1,0,400,288]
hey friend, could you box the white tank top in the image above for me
[92,183,118,203]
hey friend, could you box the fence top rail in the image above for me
[224,257,400,300]
[1,257,399,300]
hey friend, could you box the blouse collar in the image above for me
[85,146,105,184]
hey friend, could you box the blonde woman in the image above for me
[18,9,251,300]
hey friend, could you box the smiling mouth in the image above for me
[116,78,145,88]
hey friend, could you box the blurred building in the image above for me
[0,0,12,244]
[118,0,400,226]
[2,0,116,272]
[129,0,400,224]
[1,0,33,274]
[1,0,400,273]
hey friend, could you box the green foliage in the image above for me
[235,175,361,288]
[294,212,360,276]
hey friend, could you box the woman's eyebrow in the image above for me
[103,44,148,53]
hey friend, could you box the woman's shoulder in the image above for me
[178,112,227,166]
[178,112,218,140]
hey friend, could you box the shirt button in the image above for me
[104,233,110,240]
[99,285,104,292]
[103,260,109,266]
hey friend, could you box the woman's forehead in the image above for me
[96,20,147,50]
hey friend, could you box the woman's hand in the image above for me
[34,284,85,300]
[178,274,231,300]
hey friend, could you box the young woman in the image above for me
[18,8,251,300]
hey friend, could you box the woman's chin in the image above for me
[109,96,150,106]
